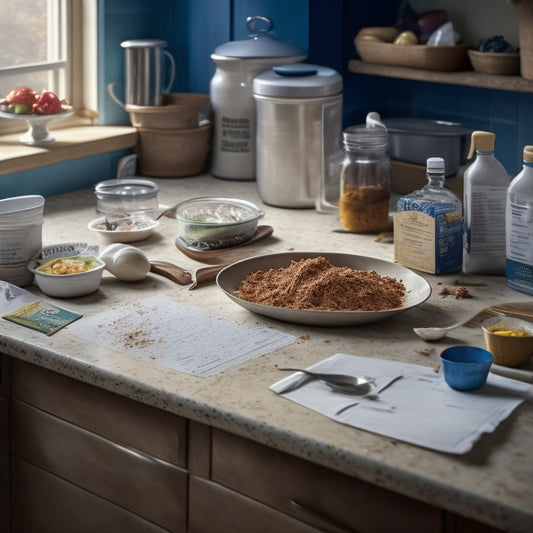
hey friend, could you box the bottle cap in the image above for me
[524,145,533,164]
[467,131,495,159]
[427,157,445,173]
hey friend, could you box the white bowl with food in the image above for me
[28,254,105,298]
[175,197,264,250]
[88,215,159,243]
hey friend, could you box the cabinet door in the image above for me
[11,399,187,532]
[11,358,187,467]
[189,475,322,533]
[11,456,169,533]
[211,429,442,533]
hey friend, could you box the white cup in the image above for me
[99,243,150,282]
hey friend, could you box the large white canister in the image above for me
[253,64,343,208]
[210,16,306,180]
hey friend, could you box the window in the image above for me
[0,0,96,133]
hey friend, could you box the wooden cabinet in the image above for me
[189,426,442,533]
[3,357,506,533]
[188,425,504,533]
[9,359,188,533]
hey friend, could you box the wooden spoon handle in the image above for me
[150,261,192,285]
[189,264,228,290]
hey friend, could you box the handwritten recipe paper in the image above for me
[67,296,296,376]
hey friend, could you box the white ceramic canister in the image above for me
[253,64,343,208]
[210,16,306,180]
[0,195,45,287]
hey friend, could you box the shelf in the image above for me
[348,59,533,93]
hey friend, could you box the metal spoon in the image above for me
[413,310,488,342]
[154,203,179,220]
[276,367,373,390]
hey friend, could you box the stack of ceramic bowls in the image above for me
[0,195,45,287]
[126,93,212,177]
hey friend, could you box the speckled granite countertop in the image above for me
[1,175,532,532]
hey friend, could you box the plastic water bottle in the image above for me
[506,146,533,295]
[463,131,509,274]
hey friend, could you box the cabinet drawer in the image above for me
[11,358,186,467]
[11,456,169,533]
[211,429,442,533]
[11,400,187,532]
[189,475,321,533]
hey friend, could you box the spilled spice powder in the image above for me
[234,257,405,311]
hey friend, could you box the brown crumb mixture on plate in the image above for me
[234,256,405,312]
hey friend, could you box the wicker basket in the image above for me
[137,124,212,177]
[355,37,469,72]
[467,50,520,75]
[125,93,211,130]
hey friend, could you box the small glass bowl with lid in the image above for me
[94,178,160,217]
[175,197,264,250]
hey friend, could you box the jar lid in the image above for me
[253,64,342,98]
[213,16,305,59]
[94,179,159,199]
[121,39,168,49]
[343,124,388,150]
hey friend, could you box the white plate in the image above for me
[216,252,432,326]
[88,217,159,243]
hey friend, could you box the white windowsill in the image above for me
[0,119,138,176]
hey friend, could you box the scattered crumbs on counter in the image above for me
[418,347,435,356]
[66,297,296,376]
[439,287,472,299]
[298,335,310,342]
[375,231,393,243]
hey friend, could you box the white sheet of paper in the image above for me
[67,296,296,376]
[270,353,532,454]
[0,281,40,313]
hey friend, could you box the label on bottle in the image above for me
[465,185,507,255]
[393,203,462,274]
[506,200,533,295]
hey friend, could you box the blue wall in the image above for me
[2,0,531,199]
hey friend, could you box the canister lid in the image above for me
[121,39,168,49]
[213,16,305,59]
[253,64,343,98]
[94,179,159,199]
[343,124,388,151]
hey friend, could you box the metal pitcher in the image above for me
[109,39,176,108]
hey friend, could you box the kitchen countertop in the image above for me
[1,175,532,532]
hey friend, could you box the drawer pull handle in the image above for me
[290,499,358,533]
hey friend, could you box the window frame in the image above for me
[0,0,97,135]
